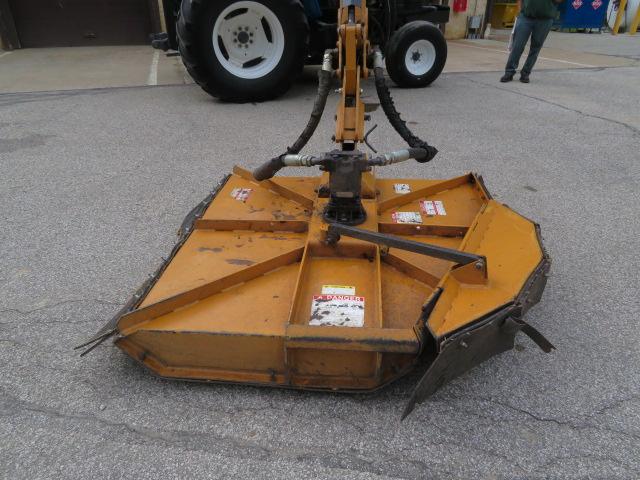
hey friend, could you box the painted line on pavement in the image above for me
[0,51,13,59]
[452,42,597,68]
[147,51,159,86]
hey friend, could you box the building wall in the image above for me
[444,0,489,39]
[0,0,163,49]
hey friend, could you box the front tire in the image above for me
[385,21,447,88]
[177,0,309,102]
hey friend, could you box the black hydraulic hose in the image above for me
[252,156,284,183]
[369,15,386,49]
[372,53,438,163]
[288,71,333,154]
[253,52,334,181]
[384,0,393,47]
[367,147,427,166]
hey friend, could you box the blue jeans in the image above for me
[505,15,554,76]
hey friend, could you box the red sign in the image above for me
[572,0,583,8]
[591,0,602,8]
[453,0,468,12]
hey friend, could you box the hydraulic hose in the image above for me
[368,148,427,166]
[372,49,438,163]
[253,51,334,181]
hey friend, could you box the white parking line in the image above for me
[452,42,597,68]
[147,50,159,86]
[0,51,13,59]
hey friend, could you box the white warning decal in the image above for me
[309,295,365,327]
[392,211,423,224]
[230,187,252,202]
[420,200,446,216]
[321,285,356,295]
[393,183,411,194]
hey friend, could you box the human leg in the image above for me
[504,16,534,76]
[522,18,554,76]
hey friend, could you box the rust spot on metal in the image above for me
[272,210,297,221]
[198,247,223,253]
[258,234,298,241]
[226,258,256,266]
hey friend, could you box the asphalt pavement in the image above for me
[1,58,639,478]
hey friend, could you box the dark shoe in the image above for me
[520,73,530,83]
[500,73,514,83]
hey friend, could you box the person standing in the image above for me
[501,0,562,83]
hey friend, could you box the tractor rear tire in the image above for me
[385,21,447,88]
[177,0,309,102]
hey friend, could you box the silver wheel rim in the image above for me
[405,39,436,76]
[212,1,285,80]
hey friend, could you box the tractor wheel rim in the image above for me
[405,39,436,76]
[212,1,285,80]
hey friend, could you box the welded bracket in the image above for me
[326,224,487,280]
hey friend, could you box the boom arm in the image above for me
[335,0,368,146]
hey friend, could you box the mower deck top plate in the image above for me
[113,167,545,391]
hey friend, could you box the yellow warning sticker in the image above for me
[321,285,356,295]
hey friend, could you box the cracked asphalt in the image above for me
[1,61,639,477]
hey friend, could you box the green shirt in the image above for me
[521,0,558,19]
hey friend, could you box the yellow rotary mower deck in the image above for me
[79,0,553,418]
[82,166,552,417]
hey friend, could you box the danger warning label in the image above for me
[393,183,411,194]
[392,211,423,224]
[230,187,252,202]
[420,200,446,216]
[309,294,365,328]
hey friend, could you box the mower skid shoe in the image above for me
[402,256,554,420]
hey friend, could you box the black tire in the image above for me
[177,0,309,102]
[385,21,447,88]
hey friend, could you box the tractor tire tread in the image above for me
[385,21,447,88]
